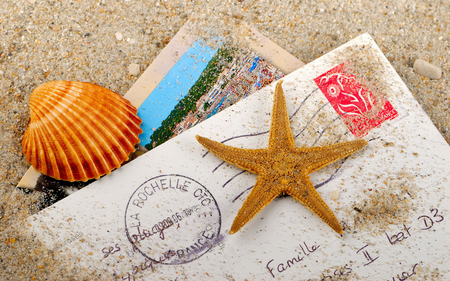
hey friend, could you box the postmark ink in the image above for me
[125,174,221,265]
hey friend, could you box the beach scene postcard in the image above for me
[137,40,285,150]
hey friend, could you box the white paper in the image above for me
[28,34,450,280]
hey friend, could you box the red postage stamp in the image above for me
[314,63,398,137]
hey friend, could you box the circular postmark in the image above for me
[125,174,221,265]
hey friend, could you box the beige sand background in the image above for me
[0,0,448,279]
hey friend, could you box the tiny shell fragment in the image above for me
[22,81,143,182]
[330,189,340,200]
[115,32,123,41]
[413,59,442,79]
[128,63,140,76]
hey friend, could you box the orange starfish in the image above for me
[196,81,367,235]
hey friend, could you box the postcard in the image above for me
[137,42,285,150]
[27,34,450,280]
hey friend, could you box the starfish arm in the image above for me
[299,139,367,173]
[230,176,279,234]
[196,135,268,174]
[268,81,296,150]
[287,176,343,234]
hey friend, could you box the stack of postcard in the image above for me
[25,25,450,280]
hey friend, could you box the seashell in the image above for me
[22,81,143,182]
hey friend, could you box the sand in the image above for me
[0,0,448,279]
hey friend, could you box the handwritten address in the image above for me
[266,241,320,278]
[269,206,445,280]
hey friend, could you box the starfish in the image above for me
[196,81,367,235]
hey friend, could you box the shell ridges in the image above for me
[22,81,143,182]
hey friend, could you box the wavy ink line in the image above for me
[334,130,350,143]
[212,161,225,173]
[311,111,361,145]
[311,114,343,146]
[294,102,330,140]
[288,88,318,122]
[232,185,254,203]
[202,131,268,158]
[222,170,246,188]
[313,156,348,189]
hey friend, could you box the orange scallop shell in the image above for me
[22,81,143,182]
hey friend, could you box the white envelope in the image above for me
[28,34,450,280]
